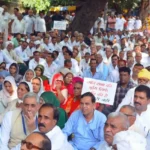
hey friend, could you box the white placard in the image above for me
[82,78,117,105]
[53,21,67,30]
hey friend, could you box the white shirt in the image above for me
[24,15,35,34]
[11,126,74,150]
[14,46,30,62]
[0,50,14,64]
[46,126,73,150]
[35,16,46,32]
[115,17,126,31]
[42,42,60,52]
[44,62,58,79]
[29,58,46,70]
[11,19,26,34]
[80,59,90,71]
[127,18,135,31]
[134,19,142,30]
[71,58,80,76]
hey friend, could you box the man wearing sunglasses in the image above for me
[0,92,39,150]
[21,132,51,150]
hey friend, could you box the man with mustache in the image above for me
[0,92,39,150]
[12,103,73,150]
[133,85,150,150]
[37,103,73,150]
[116,68,150,111]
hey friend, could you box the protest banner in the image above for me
[53,21,67,30]
[82,78,117,105]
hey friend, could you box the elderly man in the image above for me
[13,103,73,150]
[0,92,39,150]
[98,112,146,150]
[63,92,106,150]
[116,68,150,111]
[98,112,129,149]
[119,105,145,136]
[21,132,51,150]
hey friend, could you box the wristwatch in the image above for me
[90,148,96,150]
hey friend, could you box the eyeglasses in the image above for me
[124,113,135,117]
[21,140,43,150]
[74,87,81,90]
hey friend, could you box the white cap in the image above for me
[34,40,41,45]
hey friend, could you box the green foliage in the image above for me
[108,0,140,13]
[21,0,51,12]
[51,0,75,6]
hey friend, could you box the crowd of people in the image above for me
[0,4,150,150]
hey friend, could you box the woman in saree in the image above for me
[0,76,17,123]
[62,80,83,117]
[40,91,67,129]
[50,73,68,107]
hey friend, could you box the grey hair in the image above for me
[121,105,137,116]
[108,112,130,129]
[23,92,39,103]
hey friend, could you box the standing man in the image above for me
[63,92,106,150]
[24,9,35,38]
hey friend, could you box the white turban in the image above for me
[5,41,14,48]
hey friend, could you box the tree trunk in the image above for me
[69,0,107,34]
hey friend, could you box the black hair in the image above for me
[64,59,72,65]
[62,46,69,50]
[14,8,19,12]
[47,53,54,59]
[111,54,119,60]
[39,103,59,122]
[33,51,40,55]
[81,92,96,103]
[9,63,18,73]
[85,52,90,55]
[32,132,51,150]
[134,63,144,68]
[65,50,73,57]
[119,67,131,75]
[53,51,59,56]
[19,82,30,92]
[135,85,150,99]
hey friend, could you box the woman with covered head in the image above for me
[34,65,49,90]
[62,78,83,117]
[0,76,17,123]
[40,91,67,129]
[23,69,35,85]
[8,81,32,111]
[9,63,23,85]
[31,77,44,97]
[50,73,68,107]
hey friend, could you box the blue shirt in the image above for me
[83,69,104,80]
[63,110,106,150]
[96,63,109,81]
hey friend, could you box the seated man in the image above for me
[120,105,145,136]
[98,112,129,149]
[13,103,73,150]
[21,132,51,150]
[98,112,146,150]
[63,92,106,150]
[0,92,39,150]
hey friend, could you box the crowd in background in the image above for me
[0,5,150,150]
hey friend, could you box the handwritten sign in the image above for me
[53,21,67,30]
[82,78,117,105]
